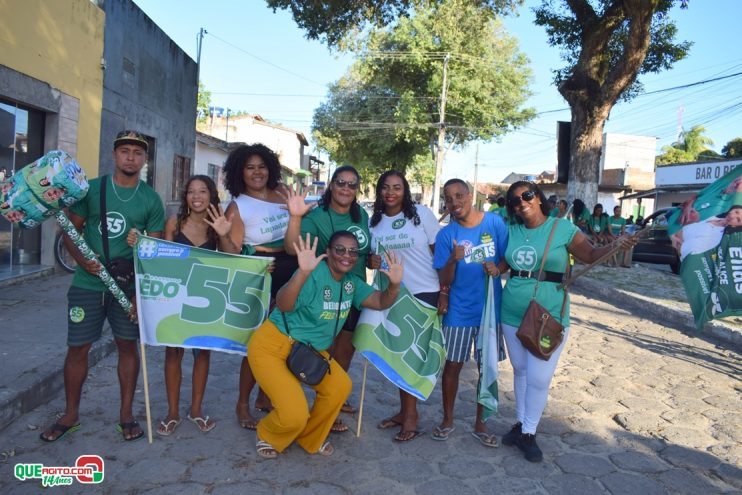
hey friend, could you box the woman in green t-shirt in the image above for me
[248,231,403,458]
[284,165,371,432]
[498,181,637,463]
[587,204,609,245]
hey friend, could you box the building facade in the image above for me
[0,0,105,275]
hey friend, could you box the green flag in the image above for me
[134,235,272,355]
[477,276,503,421]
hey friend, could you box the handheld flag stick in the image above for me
[139,342,153,444]
[356,359,368,437]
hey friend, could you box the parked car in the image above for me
[632,207,680,274]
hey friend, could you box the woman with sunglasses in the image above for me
[499,181,637,463]
[284,165,371,433]
[368,170,442,442]
[249,231,403,458]
[221,143,297,430]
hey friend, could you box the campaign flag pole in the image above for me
[139,341,153,443]
[356,359,368,437]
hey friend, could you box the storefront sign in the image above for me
[656,160,742,186]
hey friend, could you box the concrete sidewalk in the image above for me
[0,263,739,433]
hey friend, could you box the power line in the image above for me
[206,31,326,87]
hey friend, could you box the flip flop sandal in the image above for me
[340,402,357,414]
[394,430,424,442]
[330,420,349,433]
[39,423,80,443]
[116,421,144,441]
[156,418,182,436]
[187,413,216,433]
[471,431,499,448]
[430,425,455,441]
[377,418,402,430]
[256,439,278,459]
[315,441,334,456]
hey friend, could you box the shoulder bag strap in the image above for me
[100,175,110,264]
[531,218,560,299]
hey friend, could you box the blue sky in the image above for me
[134,0,742,184]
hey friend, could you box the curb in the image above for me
[573,277,742,349]
[0,266,56,289]
[0,332,116,431]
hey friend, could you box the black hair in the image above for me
[176,175,220,246]
[505,181,550,224]
[497,197,506,207]
[592,203,604,216]
[370,170,420,227]
[443,178,469,191]
[573,199,586,217]
[613,205,621,213]
[320,165,361,223]
[327,230,359,248]
[223,143,281,197]
[558,199,568,208]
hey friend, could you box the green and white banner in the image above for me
[477,276,504,421]
[134,236,272,355]
[353,286,445,401]
[666,165,742,329]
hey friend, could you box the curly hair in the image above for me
[505,181,550,224]
[223,143,281,197]
[175,175,220,246]
[320,165,362,223]
[370,170,419,227]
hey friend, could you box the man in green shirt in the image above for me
[40,130,165,443]
[608,205,631,267]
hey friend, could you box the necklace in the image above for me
[523,218,549,243]
[110,177,141,203]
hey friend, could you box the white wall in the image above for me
[194,140,228,200]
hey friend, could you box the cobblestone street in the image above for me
[1,289,740,494]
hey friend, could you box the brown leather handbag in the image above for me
[516,220,568,360]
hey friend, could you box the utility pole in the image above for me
[196,28,206,84]
[431,53,450,216]
[473,143,479,208]
[225,108,230,142]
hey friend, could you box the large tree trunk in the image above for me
[567,102,610,205]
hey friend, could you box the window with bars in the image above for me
[171,155,191,201]
[207,163,220,186]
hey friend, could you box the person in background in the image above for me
[283,165,371,433]
[546,195,558,217]
[368,170,441,442]
[571,199,589,233]
[556,199,569,218]
[587,203,609,245]
[431,179,507,447]
[608,205,631,268]
[221,143,297,430]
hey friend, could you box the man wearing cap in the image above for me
[41,130,165,442]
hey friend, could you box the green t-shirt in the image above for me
[587,214,608,234]
[608,216,626,235]
[70,176,165,291]
[572,209,590,229]
[502,217,579,327]
[548,208,559,217]
[300,205,370,279]
[268,261,375,350]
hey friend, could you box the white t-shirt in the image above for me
[679,219,724,261]
[233,194,289,247]
[370,205,440,295]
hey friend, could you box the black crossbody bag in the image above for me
[283,289,343,386]
[101,176,136,290]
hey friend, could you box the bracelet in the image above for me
[440,284,450,296]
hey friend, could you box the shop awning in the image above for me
[619,184,704,200]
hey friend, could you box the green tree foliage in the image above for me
[534,0,691,202]
[722,137,742,158]
[656,125,715,165]
[266,0,521,47]
[312,0,534,186]
[197,82,211,123]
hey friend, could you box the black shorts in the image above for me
[414,291,440,307]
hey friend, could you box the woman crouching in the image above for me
[248,231,403,458]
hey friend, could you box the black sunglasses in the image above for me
[509,190,536,206]
[331,245,360,257]
[334,179,359,190]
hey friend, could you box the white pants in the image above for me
[502,323,569,435]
